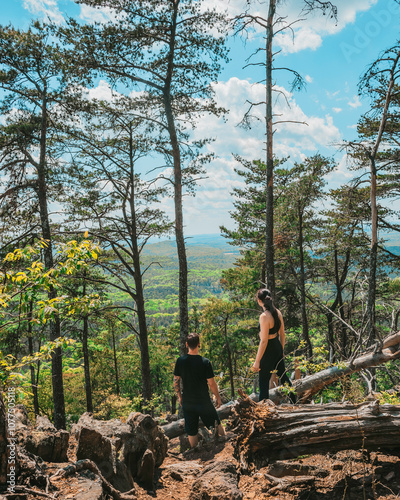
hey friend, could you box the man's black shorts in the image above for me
[182,401,221,436]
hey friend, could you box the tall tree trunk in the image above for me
[265,0,276,299]
[333,248,347,356]
[82,315,93,412]
[27,299,40,416]
[368,156,378,345]
[298,209,312,358]
[134,285,152,400]
[127,124,152,400]
[326,312,335,363]
[81,273,93,412]
[164,3,189,354]
[366,51,399,345]
[111,327,120,397]
[37,89,65,429]
[224,317,235,400]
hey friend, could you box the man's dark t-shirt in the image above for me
[174,354,214,405]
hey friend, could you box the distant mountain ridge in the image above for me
[142,233,239,257]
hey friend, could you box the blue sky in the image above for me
[2,0,400,235]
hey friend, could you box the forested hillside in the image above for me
[0,0,399,476]
[112,236,239,327]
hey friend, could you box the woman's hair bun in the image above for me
[257,288,272,302]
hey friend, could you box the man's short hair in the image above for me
[186,333,200,349]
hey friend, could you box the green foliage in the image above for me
[377,391,400,405]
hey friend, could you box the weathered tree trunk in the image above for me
[298,209,312,358]
[81,273,93,413]
[365,51,400,344]
[265,0,276,299]
[162,332,400,438]
[28,300,40,417]
[127,126,152,401]
[37,90,66,430]
[289,331,400,404]
[368,156,378,345]
[333,247,348,357]
[133,276,152,401]
[232,395,400,470]
[223,317,235,400]
[164,3,189,355]
[82,315,93,413]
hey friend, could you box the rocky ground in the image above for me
[3,431,400,499]
[148,437,400,500]
[1,402,400,500]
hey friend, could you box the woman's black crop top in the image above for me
[258,313,281,336]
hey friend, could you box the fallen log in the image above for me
[286,331,400,404]
[231,393,400,471]
[161,332,400,438]
[162,401,235,439]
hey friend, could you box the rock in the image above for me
[67,476,106,500]
[24,429,69,463]
[72,411,168,491]
[13,405,32,430]
[267,461,329,478]
[113,460,135,493]
[55,472,107,500]
[191,461,243,500]
[137,448,155,489]
[163,461,203,479]
[125,412,168,468]
[13,406,69,463]
[35,415,56,433]
[76,427,113,480]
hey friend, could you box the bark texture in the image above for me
[162,332,400,438]
[231,393,400,471]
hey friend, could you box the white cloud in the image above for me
[274,0,379,54]
[87,80,114,101]
[79,4,116,24]
[334,153,354,181]
[22,0,65,24]
[180,77,342,232]
[205,0,379,54]
[275,27,323,53]
[326,90,340,99]
[305,75,313,83]
[333,107,342,113]
[348,95,362,108]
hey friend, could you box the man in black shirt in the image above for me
[174,333,226,448]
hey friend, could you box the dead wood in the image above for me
[284,331,400,404]
[162,332,400,439]
[231,392,400,471]
[50,459,136,500]
[11,486,56,499]
[267,475,315,495]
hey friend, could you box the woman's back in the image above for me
[259,309,281,336]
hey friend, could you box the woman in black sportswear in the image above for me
[251,288,293,401]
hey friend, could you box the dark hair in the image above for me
[186,333,200,349]
[256,288,281,330]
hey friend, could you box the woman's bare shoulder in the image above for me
[260,310,273,323]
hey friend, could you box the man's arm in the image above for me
[174,375,182,406]
[207,377,222,408]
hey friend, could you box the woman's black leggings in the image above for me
[259,337,293,401]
